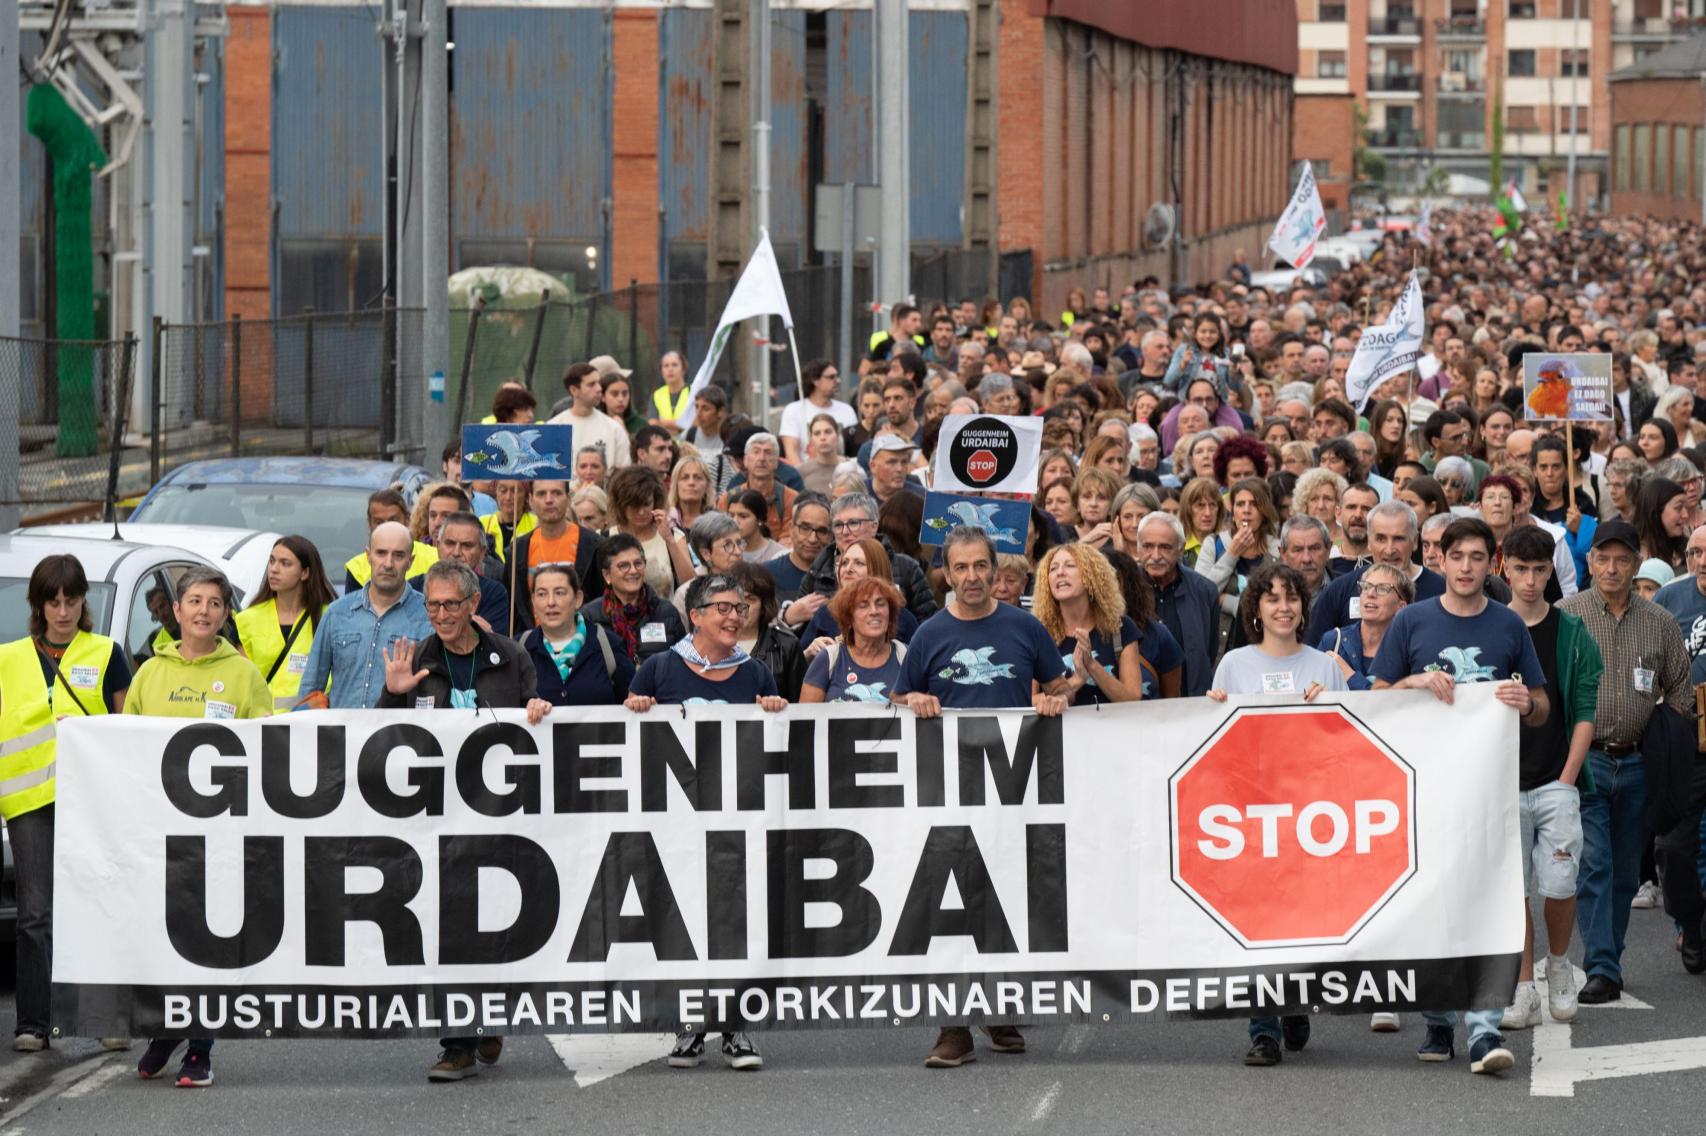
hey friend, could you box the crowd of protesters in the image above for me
[4,207,1706,1087]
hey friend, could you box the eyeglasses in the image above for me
[696,600,752,618]
[1359,582,1401,597]
[609,559,647,575]
[425,598,471,613]
[794,523,832,539]
[832,518,874,532]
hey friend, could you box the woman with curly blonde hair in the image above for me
[1292,467,1348,547]
[1032,542,1143,704]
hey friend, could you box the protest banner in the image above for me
[931,414,1044,495]
[918,492,1031,555]
[1267,161,1326,270]
[53,690,1521,1040]
[460,424,575,481]
[1521,353,1613,423]
[1344,272,1424,411]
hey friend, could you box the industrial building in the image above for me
[1607,34,1706,222]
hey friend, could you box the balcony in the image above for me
[1367,127,1422,149]
[1436,131,1487,151]
[1368,72,1423,94]
[1368,16,1422,40]
[1436,73,1486,95]
[1435,15,1486,38]
[1613,16,1689,40]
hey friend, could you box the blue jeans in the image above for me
[1577,749,1648,984]
[1422,1008,1503,1048]
[1247,1015,1306,1042]
[8,804,54,1037]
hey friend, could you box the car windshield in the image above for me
[0,580,117,642]
[135,484,377,572]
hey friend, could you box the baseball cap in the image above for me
[871,433,918,454]
[1589,520,1640,554]
[1636,559,1676,588]
[588,354,633,379]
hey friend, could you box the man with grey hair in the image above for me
[1225,515,1334,653]
[803,492,936,620]
[1119,330,1173,401]
[379,557,549,1083]
[1135,511,1220,696]
[1059,340,1095,377]
[1307,499,1448,643]
[718,430,799,544]
[977,372,1022,415]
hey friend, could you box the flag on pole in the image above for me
[1344,272,1425,411]
[1266,161,1327,269]
[1415,201,1434,247]
[675,232,795,432]
[1508,183,1529,213]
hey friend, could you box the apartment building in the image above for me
[1292,0,1706,204]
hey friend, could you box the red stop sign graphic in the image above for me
[1169,706,1415,947]
[965,450,998,483]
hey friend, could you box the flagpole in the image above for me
[786,325,805,412]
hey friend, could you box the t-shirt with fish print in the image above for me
[801,641,906,703]
[896,603,1067,709]
[1371,596,1544,689]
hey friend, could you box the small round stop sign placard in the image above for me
[1169,706,1416,947]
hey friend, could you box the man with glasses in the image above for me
[377,560,551,1081]
[413,512,510,631]
[803,493,937,620]
[768,494,833,610]
[1422,409,1489,492]
[778,358,857,463]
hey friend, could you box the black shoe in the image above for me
[1280,1015,1311,1052]
[1578,975,1623,1003]
[1681,927,1706,974]
[1244,1035,1282,1066]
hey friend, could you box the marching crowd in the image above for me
[4,207,1706,1087]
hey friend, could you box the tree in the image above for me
[1353,104,1386,186]
[1421,166,1451,198]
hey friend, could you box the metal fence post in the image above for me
[303,307,316,453]
[455,298,485,428]
[381,300,397,458]
[627,278,638,369]
[230,314,242,458]
[583,293,598,359]
[523,289,550,392]
[150,316,164,484]
[108,335,138,521]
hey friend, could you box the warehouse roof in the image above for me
[1610,34,1706,82]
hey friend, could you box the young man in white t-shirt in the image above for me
[547,361,632,468]
[777,358,856,462]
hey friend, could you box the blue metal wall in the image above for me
[768,9,808,267]
[449,7,612,288]
[659,5,713,275]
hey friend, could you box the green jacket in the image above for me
[1552,607,1603,794]
[124,638,273,720]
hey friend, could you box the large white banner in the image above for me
[53,691,1521,1039]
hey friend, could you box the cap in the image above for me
[871,433,918,454]
[1636,558,1676,588]
[588,354,633,379]
[1590,519,1640,554]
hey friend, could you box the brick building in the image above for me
[1608,35,1706,221]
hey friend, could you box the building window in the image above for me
[1676,128,1692,199]
[1635,0,1664,17]
[1318,51,1347,78]
[1655,125,1671,195]
[1508,106,1540,133]
[1615,124,1631,192]
[1508,50,1536,78]
[1508,1,1537,17]
[1634,124,1651,192]
[1560,50,1589,78]
[1695,129,1704,198]
[1317,2,1347,20]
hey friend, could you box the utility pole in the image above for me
[0,0,19,529]
[1565,0,1580,210]
[750,0,772,425]
[394,0,450,464]
[875,0,910,328]
[141,0,198,432]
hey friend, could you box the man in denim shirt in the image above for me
[298,522,433,709]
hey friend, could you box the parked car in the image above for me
[1250,264,1331,293]
[25,524,280,602]
[0,532,249,943]
[127,457,432,576]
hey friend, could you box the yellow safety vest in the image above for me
[0,632,116,821]
[481,511,539,563]
[234,600,321,712]
[652,385,692,421]
[344,542,438,587]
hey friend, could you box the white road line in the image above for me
[60,1061,131,1100]
[0,1055,122,1125]
[1029,1080,1063,1124]
[546,1032,676,1088]
[1532,1012,1706,1098]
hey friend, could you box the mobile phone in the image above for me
[1231,343,1246,357]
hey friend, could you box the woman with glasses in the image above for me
[625,572,784,1072]
[582,534,687,666]
[1433,456,1474,508]
[1319,561,1413,690]
[522,562,635,706]
[671,512,748,618]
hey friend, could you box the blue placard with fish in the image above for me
[918,490,1030,555]
[460,424,574,481]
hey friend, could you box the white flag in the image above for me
[676,232,795,431]
[1508,184,1529,213]
[1344,272,1425,411]
[1267,161,1327,269]
[1415,201,1433,247]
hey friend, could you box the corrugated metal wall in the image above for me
[449,7,611,289]
[17,32,46,341]
[659,5,713,277]
[767,8,808,267]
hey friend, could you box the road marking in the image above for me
[1029,1080,1063,1124]
[546,1033,676,1088]
[1535,959,1654,1010]
[1529,960,1702,1096]
[60,1061,131,1099]
[0,1055,121,1125]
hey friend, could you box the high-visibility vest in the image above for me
[481,511,538,563]
[234,599,321,712]
[652,385,692,421]
[0,632,116,821]
[344,542,438,587]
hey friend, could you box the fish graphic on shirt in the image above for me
[938,647,1016,686]
[1425,646,1497,684]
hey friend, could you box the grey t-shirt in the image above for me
[1211,645,1350,697]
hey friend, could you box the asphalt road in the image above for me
[1,902,1702,1135]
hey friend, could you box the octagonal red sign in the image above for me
[1169,705,1416,947]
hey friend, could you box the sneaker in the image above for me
[175,1051,213,1088]
[476,1037,504,1065]
[1500,983,1543,1030]
[721,1032,763,1071]
[924,1027,976,1068]
[138,1038,183,1079]
[1244,1035,1282,1066]
[1280,1015,1311,1052]
[427,1048,479,1082]
[1547,961,1579,1022]
[12,1032,47,1053]
[1416,1025,1456,1062]
[1632,880,1660,909]
[100,1037,132,1051]
[1470,1035,1516,1075]
[667,1032,706,1068]
[981,1025,1027,1053]
[1370,1012,1402,1033]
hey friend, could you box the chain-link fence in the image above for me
[0,334,138,515]
[152,308,426,483]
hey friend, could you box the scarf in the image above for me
[672,635,750,672]
[541,615,588,682]
[607,598,645,660]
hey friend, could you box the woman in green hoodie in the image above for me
[124,565,271,1088]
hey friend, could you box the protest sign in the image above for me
[1522,353,1613,422]
[460,424,575,481]
[919,492,1031,555]
[931,415,1043,495]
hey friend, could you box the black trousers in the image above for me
[1657,759,1706,935]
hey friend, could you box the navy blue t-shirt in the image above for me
[763,553,814,604]
[897,603,1067,708]
[1653,577,1706,684]
[801,641,905,703]
[1059,616,1142,706]
[630,649,779,706]
[1135,619,1184,698]
[1372,597,1546,688]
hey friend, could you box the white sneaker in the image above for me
[1632,881,1660,909]
[1370,1012,1401,1033]
[1547,959,1579,1022]
[1500,983,1543,1030]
